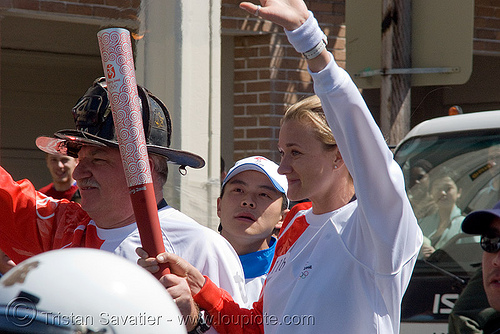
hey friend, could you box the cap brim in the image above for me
[36,130,205,169]
[222,163,286,194]
[462,210,500,234]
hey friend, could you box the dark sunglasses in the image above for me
[481,235,500,253]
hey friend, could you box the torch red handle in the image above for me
[130,183,170,277]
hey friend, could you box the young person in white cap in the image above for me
[137,0,422,333]
[218,156,288,302]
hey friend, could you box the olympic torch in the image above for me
[97,28,169,278]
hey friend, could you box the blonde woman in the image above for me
[138,1,423,333]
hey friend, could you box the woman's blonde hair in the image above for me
[281,95,336,150]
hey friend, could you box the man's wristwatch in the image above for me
[188,311,210,334]
[302,36,328,60]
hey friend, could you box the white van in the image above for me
[394,110,500,334]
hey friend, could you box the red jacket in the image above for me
[0,167,101,265]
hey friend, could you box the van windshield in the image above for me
[395,129,500,321]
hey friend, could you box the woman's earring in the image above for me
[334,165,338,169]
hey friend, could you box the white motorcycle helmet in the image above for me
[0,248,187,334]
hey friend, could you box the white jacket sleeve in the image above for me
[310,54,423,275]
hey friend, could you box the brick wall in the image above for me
[0,0,140,20]
[474,0,500,54]
[223,0,346,162]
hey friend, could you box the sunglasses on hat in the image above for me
[481,235,500,253]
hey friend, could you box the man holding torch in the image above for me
[0,77,248,332]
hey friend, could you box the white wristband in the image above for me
[302,39,327,60]
[284,11,327,53]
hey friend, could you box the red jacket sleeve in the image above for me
[0,166,89,263]
[280,201,312,233]
[193,276,264,334]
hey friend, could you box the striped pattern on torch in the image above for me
[97,28,169,277]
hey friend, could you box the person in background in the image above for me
[408,159,437,220]
[137,1,422,332]
[39,153,80,202]
[448,267,497,334]
[453,200,500,333]
[419,168,464,258]
[218,156,288,302]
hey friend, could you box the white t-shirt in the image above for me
[96,205,249,312]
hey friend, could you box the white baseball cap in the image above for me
[222,156,288,195]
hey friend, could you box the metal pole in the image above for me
[381,0,412,145]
